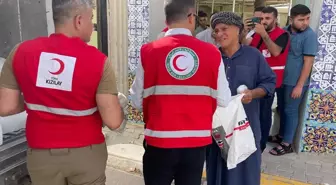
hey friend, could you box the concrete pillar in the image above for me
[107,0,129,95]
[46,0,55,35]
[149,0,165,42]
[292,0,310,5]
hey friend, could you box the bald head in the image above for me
[52,0,95,25]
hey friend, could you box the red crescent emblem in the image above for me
[172,54,187,72]
[49,58,65,75]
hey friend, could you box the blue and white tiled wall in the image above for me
[127,0,148,124]
[300,0,336,154]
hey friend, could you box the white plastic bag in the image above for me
[0,112,27,145]
[212,94,257,170]
[0,58,28,145]
[114,92,128,133]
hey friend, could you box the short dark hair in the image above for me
[254,6,265,12]
[198,11,208,18]
[262,6,278,18]
[290,4,311,17]
[165,0,195,25]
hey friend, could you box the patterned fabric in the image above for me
[210,12,243,32]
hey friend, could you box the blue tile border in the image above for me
[127,0,149,124]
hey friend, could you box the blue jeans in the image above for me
[279,85,308,144]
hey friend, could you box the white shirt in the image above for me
[196,28,216,45]
[129,28,232,111]
[246,30,256,39]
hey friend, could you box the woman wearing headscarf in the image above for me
[206,12,276,185]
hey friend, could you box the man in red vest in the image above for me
[130,0,232,184]
[0,1,125,185]
[243,6,290,152]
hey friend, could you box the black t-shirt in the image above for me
[274,33,289,53]
[252,32,289,53]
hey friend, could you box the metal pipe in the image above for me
[288,0,293,16]
[242,0,245,18]
[232,0,236,12]
[211,0,215,13]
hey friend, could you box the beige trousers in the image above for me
[27,143,107,185]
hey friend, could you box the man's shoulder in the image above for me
[84,44,105,55]
[303,27,317,37]
[192,38,219,52]
[282,25,289,30]
[13,38,46,57]
[241,45,264,61]
[196,28,211,36]
[242,45,262,54]
[19,37,47,49]
[195,26,203,31]
[140,41,155,51]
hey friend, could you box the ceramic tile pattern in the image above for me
[301,0,336,153]
[127,0,148,124]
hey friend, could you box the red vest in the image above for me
[141,35,220,148]
[162,27,169,32]
[12,34,106,149]
[250,26,289,88]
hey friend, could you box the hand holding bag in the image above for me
[212,94,257,169]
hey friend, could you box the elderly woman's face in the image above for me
[213,23,240,48]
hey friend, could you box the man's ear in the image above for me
[188,15,194,24]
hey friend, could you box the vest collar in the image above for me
[49,33,86,45]
[165,28,192,37]
[268,26,280,34]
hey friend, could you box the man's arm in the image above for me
[296,56,314,87]
[241,18,254,45]
[196,31,206,41]
[217,59,232,107]
[129,58,144,111]
[291,31,318,98]
[260,32,288,57]
[273,33,289,54]
[255,23,288,57]
[254,53,277,98]
[0,45,25,117]
[241,30,253,45]
[96,59,124,130]
[296,32,318,87]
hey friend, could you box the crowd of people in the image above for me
[140,1,317,185]
[0,0,317,185]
